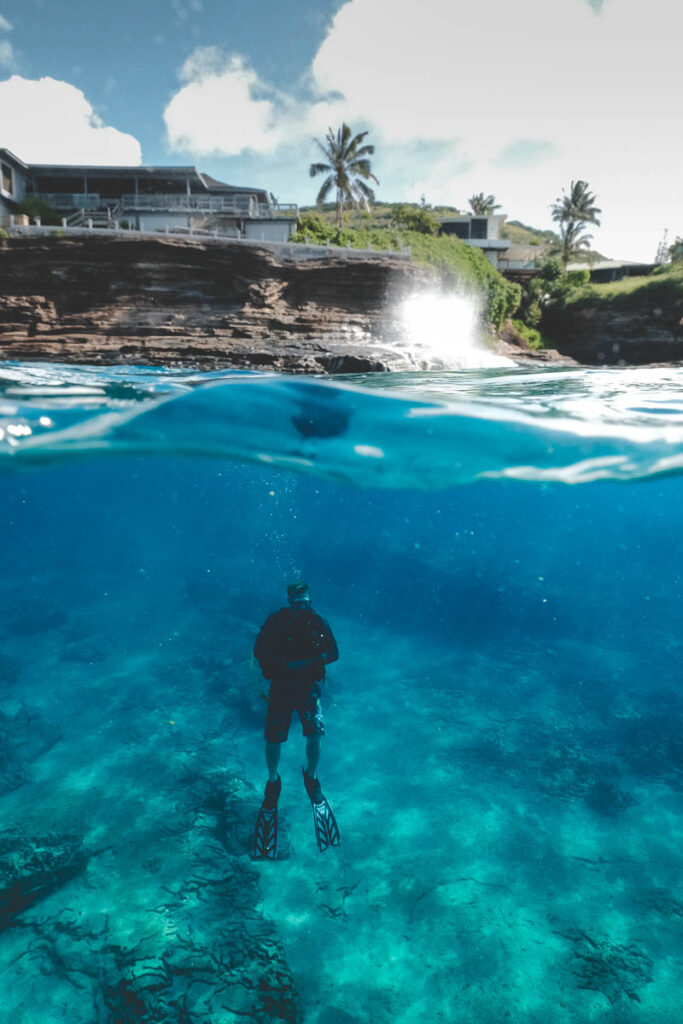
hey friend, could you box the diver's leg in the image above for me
[305,733,320,778]
[265,741,281,782]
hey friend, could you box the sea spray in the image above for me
[396,290,513,370]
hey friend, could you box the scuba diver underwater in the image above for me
[252,581,340,858]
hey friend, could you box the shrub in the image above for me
[566,268,590,287]
[511,318,543,350]
[0,227,8,238]
[292,211,334,244]
[670,237,683,264]
[18,197,61,226]
[390,204,439,235]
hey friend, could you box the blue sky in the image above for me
[1,0,681,261]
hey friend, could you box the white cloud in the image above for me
[0,39,14,69]
[0,11,15,70]
[164,0,682,260]
[0,76,142,164]
[312,0,683,260]
[164,47,291,156]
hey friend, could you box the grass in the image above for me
[563,264,683,310]
[299,201,463,232]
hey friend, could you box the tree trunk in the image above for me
[336,188,343,230]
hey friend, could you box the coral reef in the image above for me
[0,828,89,926]
[0,706,61,794]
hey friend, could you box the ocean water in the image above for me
[2,361,683,1024]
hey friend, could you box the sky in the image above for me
[0,0,681,262]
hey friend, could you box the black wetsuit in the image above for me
[254,606,339,743]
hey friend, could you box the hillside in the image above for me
[299,201,462,231]
[301,203,606,263]
[502,220,558,246]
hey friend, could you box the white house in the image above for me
[0,148,29,221]
[439,214,511,268]
[0,149,298,241]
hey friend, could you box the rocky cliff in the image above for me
[542,295,683,365]
[0,235,433,372]
[0,234,560,372]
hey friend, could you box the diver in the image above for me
[252,580,340,856]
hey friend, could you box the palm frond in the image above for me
[351,180,376,210]
[309,162,331,178]
[348,159,379,183]
[309,123,379,223]
[315,175,335,206]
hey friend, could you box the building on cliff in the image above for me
[439,214,511,268]
[567,258,657,283]
[0,148,298,241]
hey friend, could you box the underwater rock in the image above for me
[465,720,632,809]
[551,920,654,1005]
[6,596,68,635]
[0,706,61,794]
[60,636,117,663]
[0,652,21,685]
[635,887,683,920]
[0,771,300,1022]
[583,777,636,816]
[0,828,89,927]
[615,695,683,788]
[102,774,299,1023]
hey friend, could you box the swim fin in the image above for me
[303,768,340,853]
[253,775,281,860]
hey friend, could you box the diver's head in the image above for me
[287,580,311,608]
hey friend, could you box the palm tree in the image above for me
[309,124,379,229]
[469,193,501,215]
[551,180,601,266]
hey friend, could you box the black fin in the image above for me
[253,804,278,859]
[302,767,340,853]
[312,799,340,853]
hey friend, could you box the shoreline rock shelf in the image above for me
[0,235,426,373]
[0,234,562,372]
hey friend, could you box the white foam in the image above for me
[396,290,514,370]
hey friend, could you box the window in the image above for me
[441,221,470,240]
[470,218,488,239]
[1,162,12,195]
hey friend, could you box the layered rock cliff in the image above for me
[542,295,683,365]
[0,235,433,372]
[0,234,564,372]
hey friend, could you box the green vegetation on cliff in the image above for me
[559,263,683,311]
[299,200,461,232]
[292,210,521,330]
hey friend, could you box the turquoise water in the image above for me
[2,362,683,1023]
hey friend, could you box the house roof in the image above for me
[0,147,29,170]
[4,152,271,200]
[200,172,268,200]
[29,162,201,178]
[567,259,656,272]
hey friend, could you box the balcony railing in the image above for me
[33,193,102,210]
[32,192,298,219]
[119,194,298,218]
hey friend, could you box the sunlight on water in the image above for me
[397,290,513,370]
